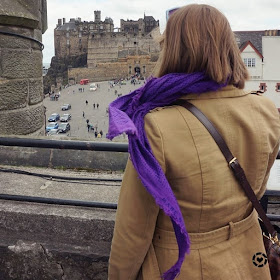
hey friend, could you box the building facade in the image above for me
[235,30,280,107]
[53,11,161,83]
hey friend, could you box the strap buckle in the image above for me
[263,232,280,245]
[229,157,237,166]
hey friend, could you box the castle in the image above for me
[53,11,161,85]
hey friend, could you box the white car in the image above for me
[89,83,97,91]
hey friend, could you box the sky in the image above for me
[42,0,280,64]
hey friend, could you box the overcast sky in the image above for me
[42,0,280,64]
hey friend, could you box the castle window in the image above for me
[259,83,267,92]
[79,32,82,38]
[129,66,132,74]
[66,39,70,45]
[143,66,146,73]
[79,39,82,44]
[66,32,69,38]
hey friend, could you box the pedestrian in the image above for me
[82,111,85,118]
[86,119,89,124]
[94,131,98,138]
[97,132,101,138]
[108,4,280,280]
[86,100,88,105]
[93,103,95,109]
[87,123,90,132]
[97,103,99,109]
[100,130,103,137]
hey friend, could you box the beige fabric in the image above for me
[108,85,280,279]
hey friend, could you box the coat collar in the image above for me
[179,85,249,100]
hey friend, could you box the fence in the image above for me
[0,136,279,221]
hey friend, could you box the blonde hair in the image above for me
[155,4,249,89]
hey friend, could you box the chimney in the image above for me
[58,19,62,26]
[63,18,66,24]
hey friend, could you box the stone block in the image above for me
[0,104,45,135]
[0,80,28,110]
[0,0,39,29]
[1,49,42,79]
[0,28,31,49]
[29,78,44,105]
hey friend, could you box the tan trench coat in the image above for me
[108,85,280,280]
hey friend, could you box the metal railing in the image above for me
[0,136,279,222]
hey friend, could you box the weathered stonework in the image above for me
[68,56,157,83]
[46,11,160,89]
[0,0,47,136]
[0,104,45,135]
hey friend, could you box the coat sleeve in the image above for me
[108,113,164,279]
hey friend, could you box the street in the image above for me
[43,80,144,141]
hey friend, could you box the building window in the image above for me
[143,65,146,73]
[129,66,132,74]
[276,83,280,92]
[79,39,82,44]
[66,32,69,38]
[66,39,70,45]
[259,83,267,92]
[79,32,82,38]
[244,58,256,67]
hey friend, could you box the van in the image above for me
[80,79,89,85]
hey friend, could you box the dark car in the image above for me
[61,104,71,111]
[60,113,71,122]
[48,113,60,122]
[46,122,59,133]
[58,122,70,133]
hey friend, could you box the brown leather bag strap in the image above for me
[175,100,276,236]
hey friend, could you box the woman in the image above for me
[107,4,280,280]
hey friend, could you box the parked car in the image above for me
[90,83,97,91]
[48,113,60,122]
[46,122,59,133]
[58,122,70,133]
[60,113,71,122]
[61,104,71,111]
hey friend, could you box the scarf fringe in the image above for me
[162,266,180,280]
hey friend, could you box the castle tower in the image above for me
[94,11,101,22]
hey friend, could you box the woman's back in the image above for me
[140,86,279,279]
[145,86,279,232]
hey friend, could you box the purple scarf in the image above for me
[107,72,225,280]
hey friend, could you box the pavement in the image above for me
[43,80,144,141]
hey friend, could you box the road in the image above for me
[43,80,144,141]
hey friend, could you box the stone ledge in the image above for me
[0,200,116,280]
[0,0,39,29]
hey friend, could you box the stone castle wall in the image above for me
[87,28,161,68]
[68,56,157,83]
[0,0,47,136]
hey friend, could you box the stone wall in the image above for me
[87,28,161,67]
[0,0,47,136]
[68,57,157,83]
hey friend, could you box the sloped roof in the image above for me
[234,31,265,55]
[144,15,155,21]
[239,41,263,58]
[56,21,77,31]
